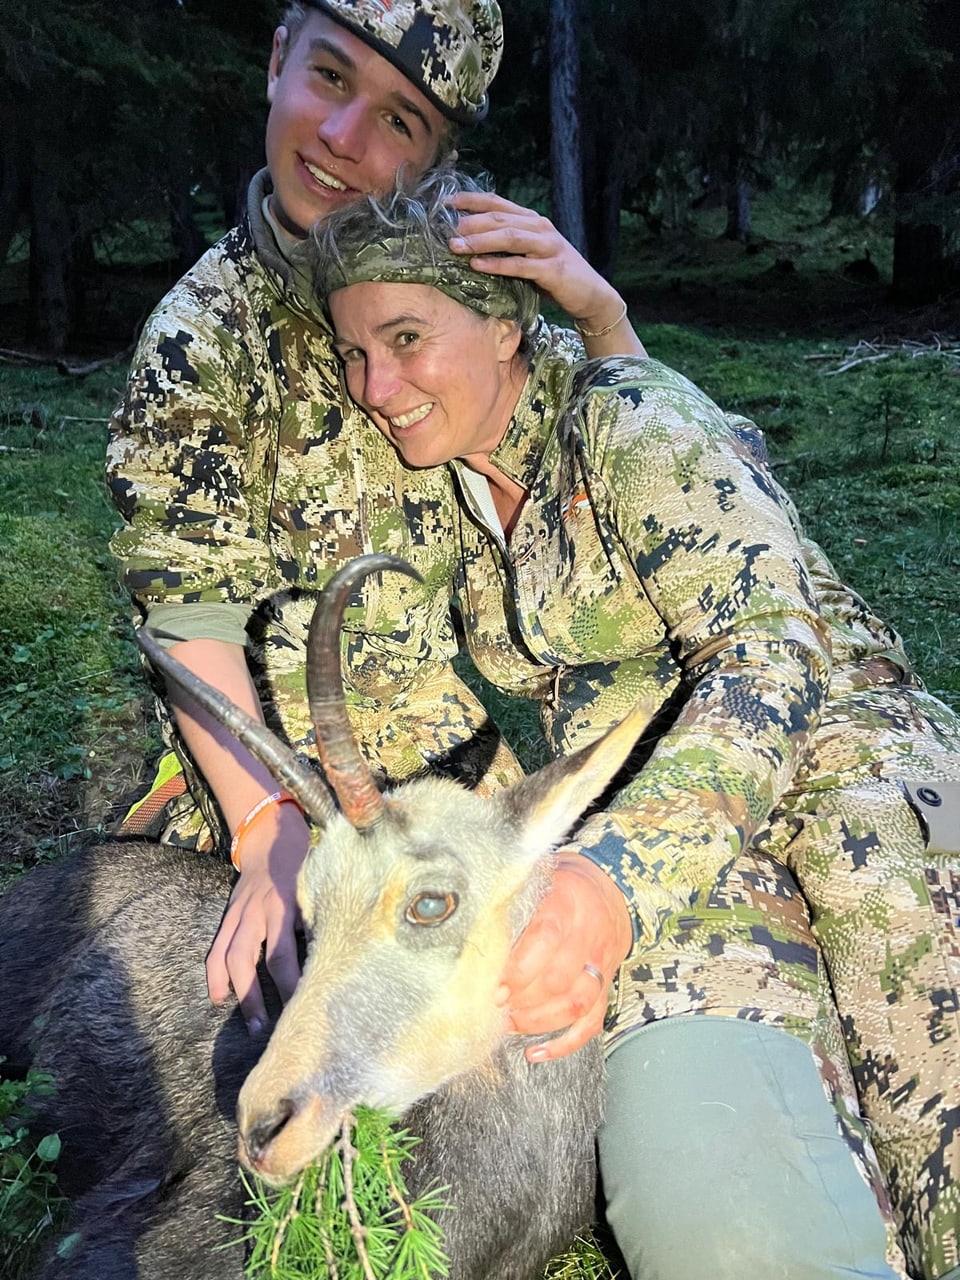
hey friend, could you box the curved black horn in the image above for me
[307,553,422,831]
[136,629,336,827]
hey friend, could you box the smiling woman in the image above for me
[331,283,526,469]
[312,167,960,1280]
[320,171,541,522]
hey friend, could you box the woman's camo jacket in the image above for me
[448,343,958,953]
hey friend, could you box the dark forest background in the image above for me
[1,0,959,356]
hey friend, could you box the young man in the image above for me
[107,0,641,1031]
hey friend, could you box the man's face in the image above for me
[265,11,446,237]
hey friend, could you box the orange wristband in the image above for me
[229,791,302,872]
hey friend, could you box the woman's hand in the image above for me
[448,190,646,358]
[496,850,633,1062]
[205,804,311,1036]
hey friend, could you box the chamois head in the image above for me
[139,554,643,1186]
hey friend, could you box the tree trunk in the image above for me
[28,130,74,354]
[829,153,885,219]
[220,162,256,229]
[0,97,27,268]
[581,86,623,280]
[724,177,752,242]
[892,183,960,305]
[169,181,208,275]
[549,0,587,256]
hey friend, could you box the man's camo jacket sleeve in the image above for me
[454,357,834,944]
[104,234,524,794]
[106,256,280,623]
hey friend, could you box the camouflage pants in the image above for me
[607,848,911,1277]
[787,774,960,1280]
[608,689,960,1279]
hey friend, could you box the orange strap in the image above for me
[229,792,303,872]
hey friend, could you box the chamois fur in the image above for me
[0,796,604,1278]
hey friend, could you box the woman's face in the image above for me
[330,282,524,469]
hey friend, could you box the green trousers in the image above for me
[598,1018,905,1279]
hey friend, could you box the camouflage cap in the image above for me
[305,0,503,123]
[319,230,523,319]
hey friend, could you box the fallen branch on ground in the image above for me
[0,347,131,376]
[806,334,960,375]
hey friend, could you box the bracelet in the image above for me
[229,791,303,872]
[574,299,628,339]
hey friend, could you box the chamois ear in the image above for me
[497,702,648,860]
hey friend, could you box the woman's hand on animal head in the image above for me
[495,851,632,1063]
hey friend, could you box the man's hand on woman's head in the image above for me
[495,850,633,1063]
[448,190,646,359]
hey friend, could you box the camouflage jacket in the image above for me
[107,170,584,840]
[450,349,918,944]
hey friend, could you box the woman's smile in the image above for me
[386,402,435,431]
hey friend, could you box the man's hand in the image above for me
[496,851,633,1063]
[161,636,313,1034]
[448,190,646,358]
[205,807,311,1035]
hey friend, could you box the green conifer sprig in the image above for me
[226,1106,620,1280]
[225,1107,451,1279]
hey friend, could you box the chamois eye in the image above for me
[405,891,458,926]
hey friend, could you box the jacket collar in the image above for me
[246,169,331,330]
[486,326,575,489]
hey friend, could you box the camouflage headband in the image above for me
[320,231,522,321]
[306,0,503,122]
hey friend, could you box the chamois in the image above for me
[0,554,644,1280]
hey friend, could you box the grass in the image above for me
[0,363,155,876]
[0,1066,68,1280]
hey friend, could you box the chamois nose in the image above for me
[242,1098,297,1167]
